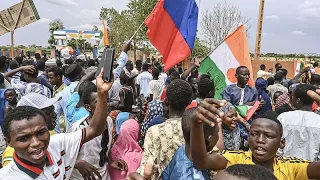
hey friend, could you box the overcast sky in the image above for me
[0,0,319,54]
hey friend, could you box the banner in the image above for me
[0,0,40,36]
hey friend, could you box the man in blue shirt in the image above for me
[222,66,259,106]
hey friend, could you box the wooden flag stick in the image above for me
[129,22,144,42]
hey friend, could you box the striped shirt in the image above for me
[0,129,85,180]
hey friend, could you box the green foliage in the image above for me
[99,0,157,52]
[48,19,65,47]
[126,0,158,42]
[191,38,210,58]
[67,38,93,52]
[92,25,99,32]
[100,8,133,51]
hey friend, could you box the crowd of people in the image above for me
[0,40,319,180]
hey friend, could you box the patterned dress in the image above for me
[139,101,163,146]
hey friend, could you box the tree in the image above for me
[126,0,157,42]
[99,1,157,59]
[191,38,210,58]
[92,25,99,32]
[67,38,77,50]
[48,19,65,47]
[200,1,250,49]
[67,38,93,52]
[100,8,133,51]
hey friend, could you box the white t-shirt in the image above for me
[267,83,288,103]
[11,78,52,99]
[159,72,168,84]
[257,70,272,79]
[279,110,320,161]
[148,79,165,101]
[136,71,153,98]
[68,116,113,180]
[0,129,85,180]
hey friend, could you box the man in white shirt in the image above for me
[0,71,113,180]
[267,72,288,104]
[278,84,320,161]
[154,63,167,84]
[68,84,126,180]
[257,64,272,80]
[136,63,153,98]
[132,60,142,77]
[4,65,52,99]
[148,68,165,102]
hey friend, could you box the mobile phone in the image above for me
[95,48,115,82]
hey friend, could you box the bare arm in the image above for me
[84,69,113,143]
[4,65,34,82]
[181,64,197,80]
[216,123,224,151]
[181,59,200,80]
[307,162,320,179]
[191,99,228,170]
[75,70,97,92]
[4,106,11,119]
[306,89,320,179]
[289,67,309,85]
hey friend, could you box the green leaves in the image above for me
[99,0,158,52]
[48,19,65,47]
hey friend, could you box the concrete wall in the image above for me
[251,60,295,79]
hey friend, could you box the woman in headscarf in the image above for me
[116,112,130,135]
[108,119,142,180]
[139,101,163,146]
[109,110,121,145]
[255,77,272,115]
[275,83,298,115]
[219,102,249,151]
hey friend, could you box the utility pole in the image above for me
[254,0,265,61]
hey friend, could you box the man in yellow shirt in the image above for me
[2,93,60,167]
[191,98,320,180]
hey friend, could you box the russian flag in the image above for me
[145,0,199,71]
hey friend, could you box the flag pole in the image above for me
[199,39,225,64]
[129,22,144,42]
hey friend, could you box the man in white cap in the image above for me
[1,93,61,167]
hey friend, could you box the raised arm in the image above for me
[4,65,34,82]
[191,99,228,170]
[113,41,131,79]
[306,89,320,179]
[75,70,97,92]
[289,67,309,85]
[84,69,113,143]
[181,59,200,80]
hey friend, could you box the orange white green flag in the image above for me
[98,21,109,54]
[198,25,254,100]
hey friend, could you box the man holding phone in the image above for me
[107,41,132,110]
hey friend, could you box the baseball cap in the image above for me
[17,93,61,109]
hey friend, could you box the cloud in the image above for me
[70,24,94,30]
[301,0,320,18]
[42,0,78,7]
[290,31,307,36]
[38,18,52,23]
[70,9,101,25]
[265,15,279,20]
